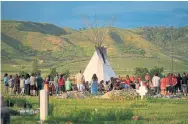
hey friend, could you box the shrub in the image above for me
[63,69,70,79]
[31,57,40,75]
[49,67,57,80]
[19,71,27,77]
[149,66,164,78]
[135,67,149,79]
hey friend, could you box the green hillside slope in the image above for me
[138,27,188,57]
[1,20,188,75]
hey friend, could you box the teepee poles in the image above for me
[82,16,98,45]
[82,15,116,47]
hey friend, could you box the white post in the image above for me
[136,81,148,100]
[0,94,4,107]
[40,90,48,121]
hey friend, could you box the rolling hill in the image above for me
[1,20,188,75]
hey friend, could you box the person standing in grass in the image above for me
[54,73,59,96]
[65,77,72,91]
[145,73,151,90]
[90,74,98,95]
[182,73,188,96]
[75,70,85,92]
[58,74,65,95]
[8,75,14,95]
[25,74,30,95]
[171,74,178,95]
[14,74,20,95]
[176,73,182,93]
[36,73,43,96]
[44,75,50,92]
[152,73,160,95]
[20,75,25,95]
[30,73,36,96]
[166,73,171,94]
[160,75,166,95]
[4,73,9,95]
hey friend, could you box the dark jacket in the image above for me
[182,76,188,85]
[176,76,182,86]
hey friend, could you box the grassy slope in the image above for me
[1,20,188,75]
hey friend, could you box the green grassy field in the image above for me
[4,96,188,124]
[1,82,188,124]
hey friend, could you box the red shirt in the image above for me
[130,76,135,82]
[172,77,177,86]
[165,76,170,86]
[169,76,173,85]
[58,78,65,86]
[125,78,131,85]
[160,78,166,90]
[142,82,147,87]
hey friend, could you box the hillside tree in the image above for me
[149,66,164,78]
[135,67,149,79]
[49,67,57,80]
[32,57,40,75]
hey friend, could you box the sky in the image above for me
[1,1,188,29]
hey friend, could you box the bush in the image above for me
[135,66,164,80]
[31,57,40,75]
[49,67,57,80]
[149,66,164,78]
[135,67,149,79]
[19,71,27,77]
[63,69,70,79]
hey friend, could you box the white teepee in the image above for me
[83,46,116,82]
[82,16,116,82]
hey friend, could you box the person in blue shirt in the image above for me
[90,74,98,95]
[4,73,9,94]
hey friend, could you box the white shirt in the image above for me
[104,84,110,91]
[152,76,160,87]
[25,78,30,84]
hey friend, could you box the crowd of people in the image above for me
[3,70,188,96]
